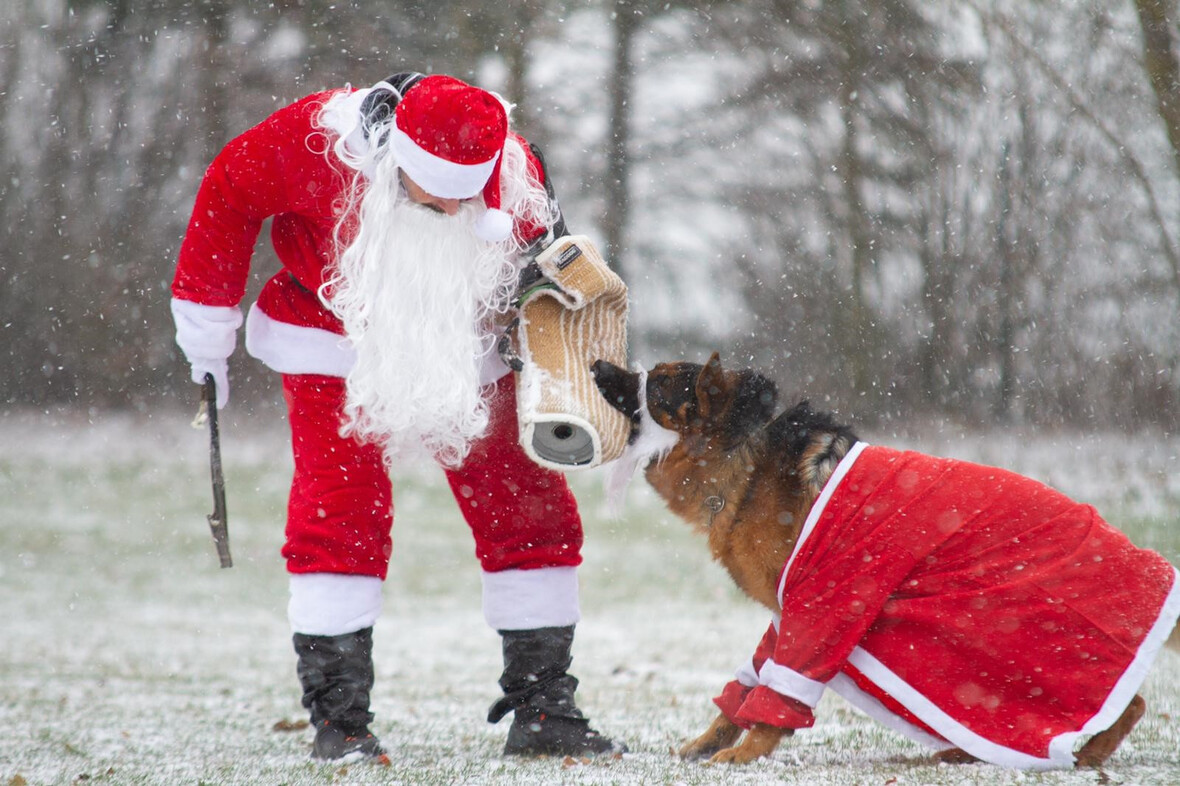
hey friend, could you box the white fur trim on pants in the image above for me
[481,566,581,631]
[288,573,384,636]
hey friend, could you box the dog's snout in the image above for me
[591,360,642,417]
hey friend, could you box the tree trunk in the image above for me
[837,34,875,398]
[1133,0,1180,178]
[195,1,231,164]
[603,1,639,281]
[501,2,538,135]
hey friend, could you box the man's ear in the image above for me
[695,352,725,420]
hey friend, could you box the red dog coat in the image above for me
[715,443,1180,769]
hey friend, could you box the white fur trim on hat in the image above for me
[389,125,498,200]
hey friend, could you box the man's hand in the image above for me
[170,298,241,411]
[496,317,523,372]
[189,357,229,409]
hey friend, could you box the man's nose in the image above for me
[435,198,461,216]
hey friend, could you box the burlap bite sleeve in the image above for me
[515,235,630,470]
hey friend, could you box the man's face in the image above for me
[401,172,474,216]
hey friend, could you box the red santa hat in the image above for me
[389,74,513,242]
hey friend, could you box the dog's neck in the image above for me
[641,430,787,611]
[692,428,852,529]
[695,425,856,613]
[645,433,760,531]
[700,439,759,529]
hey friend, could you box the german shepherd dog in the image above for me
[591,353,1179,769]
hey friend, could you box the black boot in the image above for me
[293,627,385,760]
[487,626,626,757]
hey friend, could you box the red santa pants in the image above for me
[280,372,584,579]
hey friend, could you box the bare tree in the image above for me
[1134,0,1180,177]
[664,0,973,416]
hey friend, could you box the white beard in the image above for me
[324,168,519,468]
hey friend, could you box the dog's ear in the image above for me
[591,359,642,417]
[696,353,777,439]
[695,352,726,419]
[729,370,778,436]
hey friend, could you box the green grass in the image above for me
[1,407,1178,785]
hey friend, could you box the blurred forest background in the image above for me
[4,0,1180,429]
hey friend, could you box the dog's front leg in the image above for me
[678,713,743,760]
[709,723,793,764]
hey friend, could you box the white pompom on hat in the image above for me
[389,74,513,242]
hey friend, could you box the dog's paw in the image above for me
[678,714,743,760]
[678,740,720,761]
[707,745,761,765]
[704,723,788,765]
[679,733,732,761]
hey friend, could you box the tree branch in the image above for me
[966,1,1180,304]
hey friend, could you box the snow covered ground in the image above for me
[1,404,1178,785]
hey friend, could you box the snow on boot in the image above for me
[487,626,626,757]
[293,626,386,760]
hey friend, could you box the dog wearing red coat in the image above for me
[592,353,1180,769]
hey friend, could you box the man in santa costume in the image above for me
[171,71,624,760]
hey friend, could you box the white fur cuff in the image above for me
[288,573,384,636]
[171,297,242,361]
[734,656,760,688]
[481,566,581,631]
[759,659,827,708]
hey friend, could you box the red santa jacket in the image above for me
[171,87,547,379]
[714,442,1180,769]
